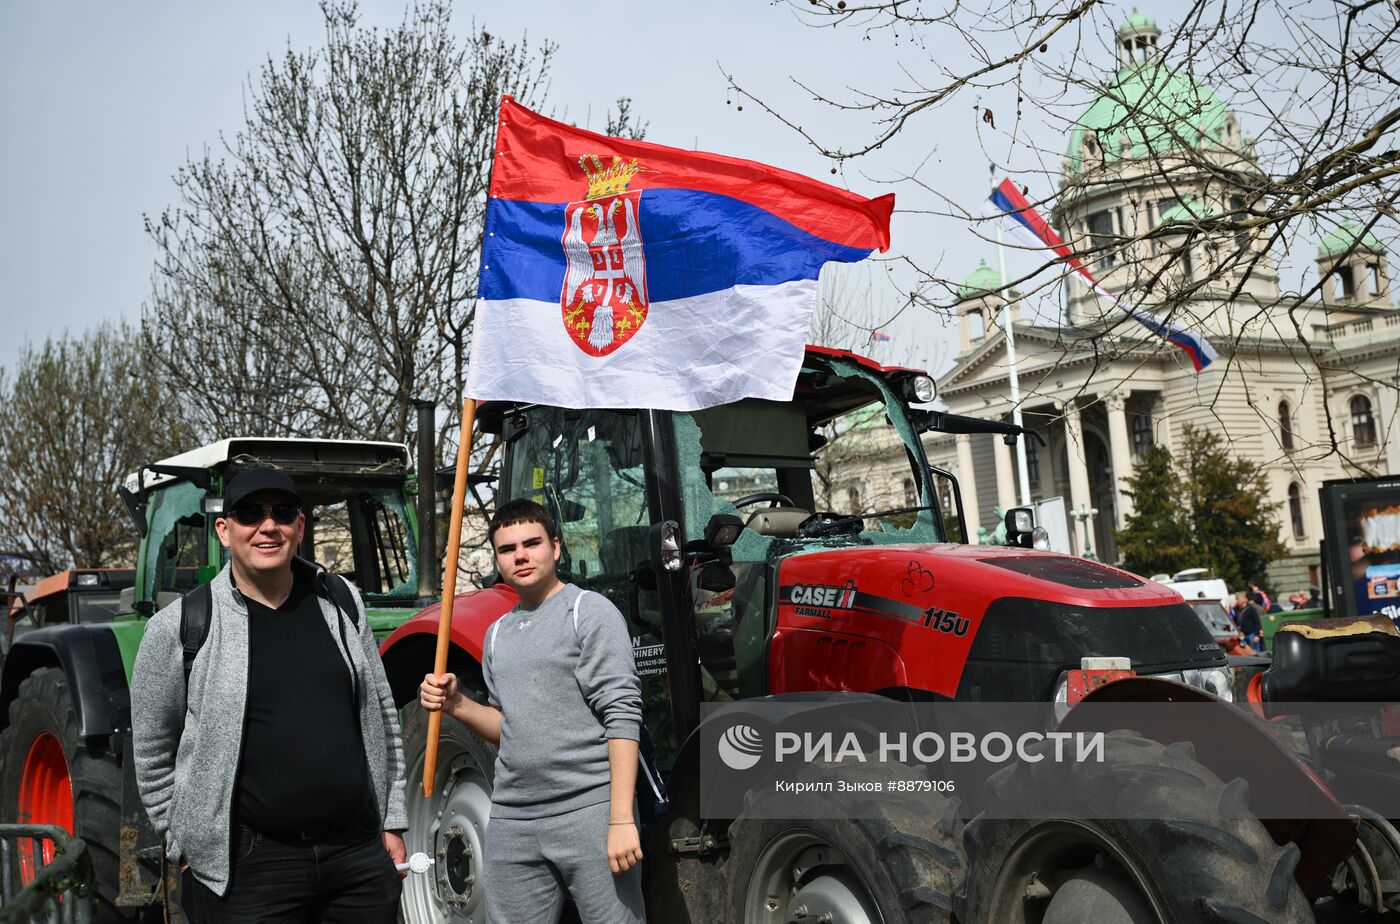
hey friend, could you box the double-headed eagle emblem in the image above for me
[560,155,649,356]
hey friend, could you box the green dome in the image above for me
[1119,9,1158,34]
[959,259,1007,298]
[1318,221,1384,258]
[1065,63,1232,174]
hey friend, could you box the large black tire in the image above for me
[398,700,497,924]
[724,764,966,924]
[960,730,1315,924]
[0,667,129,921]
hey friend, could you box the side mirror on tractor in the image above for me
[690,514,744,593]
[627,521,687,630]
[648,521,684,575]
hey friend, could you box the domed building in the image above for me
[916,12,1400,590]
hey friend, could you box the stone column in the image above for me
[1377,377,1400,476]
[991,431,1018,514]
[1062,401,1093,556]
[955,433,981,545]
[1104,392,1135,529]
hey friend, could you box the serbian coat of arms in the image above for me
[560,155,649,356]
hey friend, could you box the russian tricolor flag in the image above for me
[985,178,1217,371]
[467,97,895,411]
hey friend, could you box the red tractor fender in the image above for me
[1061,676,1356,896]
[378,584,519,706]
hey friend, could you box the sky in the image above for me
[0,0,1345,381]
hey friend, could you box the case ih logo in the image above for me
[780,581,971,637]
[787,581,857,611]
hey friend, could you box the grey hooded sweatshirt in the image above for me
[130,562,408,896]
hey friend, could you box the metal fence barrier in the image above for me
[0,825,94,924]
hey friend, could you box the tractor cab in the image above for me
[118,437,423,634]
[476,349,971,761]
[2,568,135,658]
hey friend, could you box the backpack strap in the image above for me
[487,619,502,661]
[638,724,669,812]
[316,570,360,629]
[179,582,213,683]
[572,590,585,636]
[180,566,359,686]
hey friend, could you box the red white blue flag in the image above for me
[985,178,1217,371]
[467,97,895,410]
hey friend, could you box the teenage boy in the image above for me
[419,498,645,923]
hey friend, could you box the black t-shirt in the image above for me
[234,571,372,837]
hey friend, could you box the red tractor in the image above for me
[378,347,1398,923]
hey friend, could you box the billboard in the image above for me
[1320,476,1400,622]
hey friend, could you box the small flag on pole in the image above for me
[467,97,896,411]
[984,178,1217,371]
[871,330,893,343]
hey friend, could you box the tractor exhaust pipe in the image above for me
[413,399,440,603]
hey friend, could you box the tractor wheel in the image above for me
[960,729,1314,924]
[725,764,966,924]
[0,667,128,920]
[399,700,496,924]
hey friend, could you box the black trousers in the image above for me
[181,824,401,924]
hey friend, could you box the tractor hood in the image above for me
[770,544,1222,699]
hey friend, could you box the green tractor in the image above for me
[0,436,432,919]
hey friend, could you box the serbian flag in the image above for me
[467,97,895,410]
[985,178,1218,371]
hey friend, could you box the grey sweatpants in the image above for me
[484,800,645,924]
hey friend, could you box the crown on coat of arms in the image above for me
[580,154,644,200]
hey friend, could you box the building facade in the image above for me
[901,14,1400,592]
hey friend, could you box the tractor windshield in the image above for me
[679,356,941,551]
[138,478,419,611]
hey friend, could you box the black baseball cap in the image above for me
[223,469,304,510]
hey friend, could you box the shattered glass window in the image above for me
[673,357,941,701]
[144,480,206,606]
[504,407,673,757]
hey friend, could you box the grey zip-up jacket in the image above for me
[130,562,408,896]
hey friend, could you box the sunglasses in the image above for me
[228,502,302,527]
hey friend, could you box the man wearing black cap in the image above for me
[132,468,408,923]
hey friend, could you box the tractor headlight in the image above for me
[1183,667,1234,702]
[905,375,937,404]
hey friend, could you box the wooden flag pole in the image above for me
[423,396,477,797]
